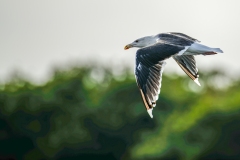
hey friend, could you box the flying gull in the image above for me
[124,32,223,118]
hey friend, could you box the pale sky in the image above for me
[0,0,240,83]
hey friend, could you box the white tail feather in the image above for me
[212,48,223,53]
[187,42,223,54]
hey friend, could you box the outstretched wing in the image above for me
[173,55,200,86]
[135,43,184,118]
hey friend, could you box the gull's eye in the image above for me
[135,40,139,43]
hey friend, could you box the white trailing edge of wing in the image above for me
[147,108,153,118]
[194,78,201,86]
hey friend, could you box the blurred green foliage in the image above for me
[0,65,240,160]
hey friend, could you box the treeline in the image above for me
[0,66,239,160]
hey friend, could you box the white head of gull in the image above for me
[124,36,158,49]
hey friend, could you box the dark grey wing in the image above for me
[135,43,184,117]
[168,32,200,42]
[156,33,195,46]
[173,55,200,85]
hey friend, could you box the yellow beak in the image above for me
[124,44,132,50]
